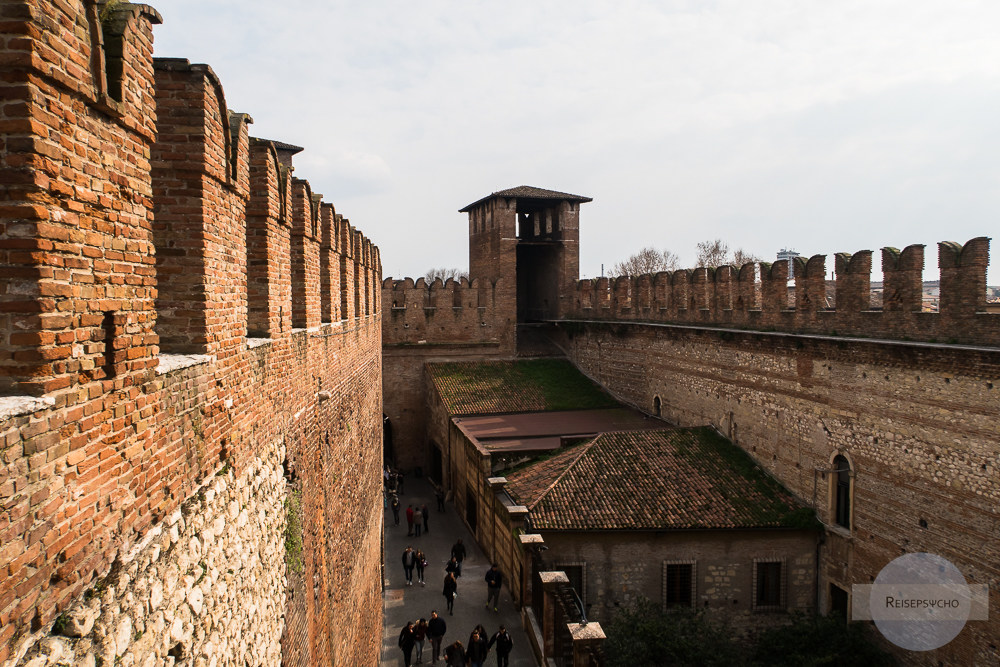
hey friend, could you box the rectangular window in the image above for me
[662,561,695,609]
[753,559,784,611]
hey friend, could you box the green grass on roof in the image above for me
[429,359,619,415]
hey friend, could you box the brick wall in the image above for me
[554,321,999,666]
[381,276,516,472]
[0,3,384,665]
[566,238,997,346]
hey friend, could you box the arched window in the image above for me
[833,455,851,529]
[653,396,661,417]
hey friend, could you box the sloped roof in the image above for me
[428,360,617,416]
[504,428,816,531]
[459,186,592,212]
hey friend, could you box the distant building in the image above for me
[776,248,801,278]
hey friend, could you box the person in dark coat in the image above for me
[402,546,416,585]
[442,571,458,615]
[444,640,464,667]
[421,503,430,533]
[485,563,503,611]
[414,618,428,664]
[398,621,416,667]
[450,539,466,577]
[435,487,445,511]
[465,629,489,667]
[390,494,400,525]
[445,556,459,578]
[427,610,447,663]
[415,549,427,585]
[488,625,514,667]
[406,504,415,535]
[467,624,487,648]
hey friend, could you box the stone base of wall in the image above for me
[10,438,287,667]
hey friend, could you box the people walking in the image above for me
[415,549,427,585]
[466,629,489,667]
[427,610,446,663]
[402,546,416,585]
[414,505,423,537]
[443,571,458,615]
[414,618,428,664]
[467,624,487,647]
[406,504,415,535]
[485,563,503,611]
[390,494,400,525]
[450,539,466,577]
[444,640,464,667]
[488,625,514,667]
[435,487,445,512]
[421,503,430,533]
[398,621,416,667]
[445,556,459,578]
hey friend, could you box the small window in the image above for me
[652,395,661,417]
[662,561,695,609]
[753,560,784,611]
[833,455,852,529]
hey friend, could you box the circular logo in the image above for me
[870,552,971,651]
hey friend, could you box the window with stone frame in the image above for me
[662,560,696,609]
[752,559,785,611]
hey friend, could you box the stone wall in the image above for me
[552,321,999,666]
[540,530,817,635]
[13,436,286,667]
[0,2,384,666]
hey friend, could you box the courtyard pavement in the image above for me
[381,476,538,667]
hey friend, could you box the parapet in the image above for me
[381,276,513,349]
[568,238,997,346]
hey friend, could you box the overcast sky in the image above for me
[152,1,999,285]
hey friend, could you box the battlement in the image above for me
[0,3,384,664]
[568,238,996,346]
[0,29,381,395]
[381,276,512,348]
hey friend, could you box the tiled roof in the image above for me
[505,428,816,531]
[459,186,592,212]
[427,360,618,416]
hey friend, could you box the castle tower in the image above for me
[460,186,591,323]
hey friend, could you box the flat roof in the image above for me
[455,407,668,453]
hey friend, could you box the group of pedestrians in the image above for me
[398,614,514,667]
[401,545,428,586]
[388,469,517,666]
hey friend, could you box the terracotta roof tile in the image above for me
[505,428,815,531]
[459,186,592,212]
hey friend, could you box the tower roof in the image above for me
[459,185,592,212]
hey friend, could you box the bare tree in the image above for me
[609,247,680,277]
[424,267,468,282]
[696,239,760,269]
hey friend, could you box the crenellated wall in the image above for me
[569,238,996,346]
[382,276,512,347]
[380,275,515,470]
[0,3,383,666]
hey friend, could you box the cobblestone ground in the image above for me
[381,476,538,667]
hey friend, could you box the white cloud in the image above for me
[153,0,1000,282]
